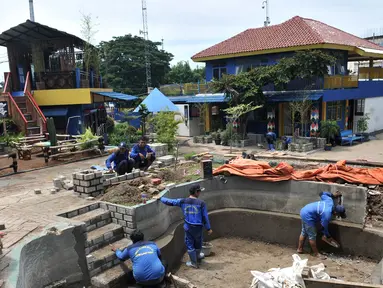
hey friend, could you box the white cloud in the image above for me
[1,0,382,76]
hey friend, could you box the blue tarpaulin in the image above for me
[134,88,179,113]
[168,94,226,103]
[42,107,68,117]
[266,92,323,102]
[92,91,138,101]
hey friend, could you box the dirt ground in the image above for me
[176,238,376,288]
[0,149,100,176]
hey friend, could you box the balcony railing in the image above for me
[324,75,358,89]
[359,67,383,80]
[160,82,213,96]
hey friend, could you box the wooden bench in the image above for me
[340,130,364,146]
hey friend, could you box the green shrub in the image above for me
[0,132,23,146]
[105,117,115,133]
[150,112,182,151]
[79,128,98,149]
[108,123,140,146]
[184,152,196,160]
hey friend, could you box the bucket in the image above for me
[202,242,213,257]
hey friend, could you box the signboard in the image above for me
[0,102,7,118]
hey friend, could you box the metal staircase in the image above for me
[1,72,47,136]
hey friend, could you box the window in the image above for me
[327,101,343,121]
[212,67,227,80]
[355,99,365,116]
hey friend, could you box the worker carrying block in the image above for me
[155,184,212,268]
[297,191,346,259]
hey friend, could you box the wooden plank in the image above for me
[305,279,382,288]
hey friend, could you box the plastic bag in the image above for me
[250,254,307,288]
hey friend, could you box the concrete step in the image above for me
[27,121,37,127]
[86,223,124,254]
[23,113,32,121]
[72,208,111,232]
[87,238,132,277]
[91,260,132,288]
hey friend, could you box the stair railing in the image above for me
[24,71,47,133]
[2,73,28,134]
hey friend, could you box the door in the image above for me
[17,64,25,91]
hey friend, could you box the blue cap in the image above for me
[119,142,127,149]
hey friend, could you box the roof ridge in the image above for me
[298,17,325,44]
[302,17,383,49]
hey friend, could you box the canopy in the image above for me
[134,88,179,113]
[41,107,68,117]
[266,92,322,102]
[92,91,138,102]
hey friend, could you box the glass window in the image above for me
[356,99,365,116]
[327,101,343,121]
[212,67,227,80]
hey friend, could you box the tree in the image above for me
[80,13,99,78]
[150,112,182,151]
[165,61,206,84]
[289,93,312,140]
[224,103,263,152]
[138,104,150,136]
[99,35,173,94]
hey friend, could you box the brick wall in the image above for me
[100,202,136,237]
[72,170,104,197]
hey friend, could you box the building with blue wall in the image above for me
[192,16,383,136]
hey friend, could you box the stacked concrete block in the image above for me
[100,202,136,237]
[157,155,175,166]
[103,170,141,187]
[150,143,168,157]
[73,170,104,197]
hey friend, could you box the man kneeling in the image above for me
[112,230,166,287]
[106,142,135,175]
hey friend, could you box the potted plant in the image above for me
[320,120,340,151]
[211,132,221,145]
[221,131,229,146]
[357,114,370,141]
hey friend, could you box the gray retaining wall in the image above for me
[132,177,367,241]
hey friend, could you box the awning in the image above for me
[42,107,68,117]
[92,91,138,102]
[267,92,322,102]
[168,93,226,103]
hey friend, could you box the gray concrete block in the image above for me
[84,186,96,193]
[118,175,127,181]
[34,189,42,194]
[84,173,96,181]
[108,205,117,212]
[100,203,107,210]
[73,179,80,185]
[87,224,96,232]
[123,215,133,222]
[114,213,123,220]
[112,218,118,224]
[117,207,126,214]
[118,220,127,226]
[110,177,119,184]
[97,184,104,191]
[90,203,99,210]
[67,210,79,218]
[91,179,100,186]
[79,207,89,214]
[96,220,106,228]
[126,173,134,180]
[133,170,140,178]
[123,227,135,234]
[75,186,85,193]
[104,231,114,240]
[94,171,103,178]
[80,180,91,187]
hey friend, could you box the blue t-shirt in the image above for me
[130,144,155,160]
[105,150,129,169]
[115,241,165,282]
[160,197,211,230]
[300,192,334,237]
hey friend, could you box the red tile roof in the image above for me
[192,16,383,61]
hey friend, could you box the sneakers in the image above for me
[196,249,205,263]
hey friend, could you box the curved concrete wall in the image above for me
[135,177,367,241]
[6,223,89,288]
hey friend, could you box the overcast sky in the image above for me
[1,0,383,81]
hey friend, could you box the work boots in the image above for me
[186,250,198,268]
[196,249,205,263]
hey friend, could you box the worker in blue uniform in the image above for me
[297,191,346,258]
[282,136,292,150]
[130,136,156,171]
[105,142,135,175]
[111,230,166,286]
[266,131,277,151]
[156,184,212,268]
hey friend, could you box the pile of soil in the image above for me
[101,177,165,206]
[367,191,383,228]
[176,238,376,288]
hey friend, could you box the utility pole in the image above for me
[161,37,164,50]
[262,0,270,27]
[140,0,152,93]
[29,0,35,21]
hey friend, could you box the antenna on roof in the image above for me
[29,0,35,21]
[262,0,270,27]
